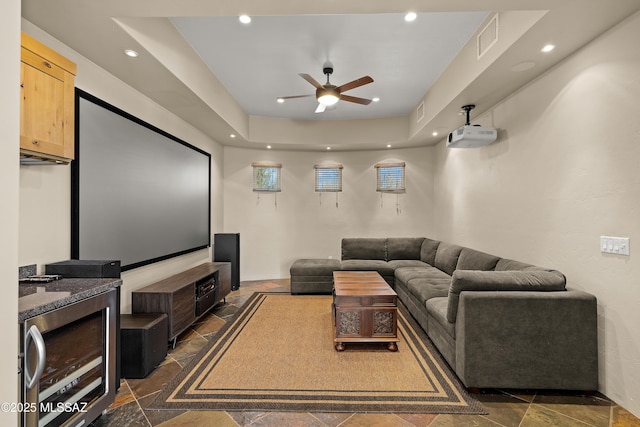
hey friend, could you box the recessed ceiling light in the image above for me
[404,12,417,22]
[124,49,139,58]
[387,144,392,148]
[541,44,555,53]
[230,134,236,138]
[372,97,380,102]
[326,147,331,150]
[432,131,439,137]
[239,15,252,24]
[277,98,284,104]
[267,145,272,149]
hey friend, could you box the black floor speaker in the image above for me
[214,233,240,290]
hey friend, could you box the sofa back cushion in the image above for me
[341,238,386,261]
[420,238,441,266]
[457,248,500,271]
[387,237,425,260]
[434,242,464,275]
[446,269,567,322]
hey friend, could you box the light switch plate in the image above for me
[600,236,630,256]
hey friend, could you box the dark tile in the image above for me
[245,411,328,427]
[533,392,612,427]
[126,360,182,399]
[520,404,593,427]
[155,411,238,427]
[90,400,148,427]
[475,390,530,427]
[167,335,208,362]
[139,392,187,426]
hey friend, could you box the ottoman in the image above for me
[290,258,341,294]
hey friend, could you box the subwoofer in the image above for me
[214,233,240,290]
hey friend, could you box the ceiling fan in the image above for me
[277,62,374,113]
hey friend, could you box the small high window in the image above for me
[252,162,282,192]
[375,162,405,193]
[314,164,343,192]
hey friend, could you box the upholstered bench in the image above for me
[290,258,340,294]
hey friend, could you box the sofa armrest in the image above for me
[453,289,598,390]
[446,269,566,322]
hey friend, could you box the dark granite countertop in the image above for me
[19,278,122,322]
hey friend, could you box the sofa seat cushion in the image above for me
[425,297,455,339]
[387,260,430,270]
[406,277,451,305]
[446,269,567,322]
[341,238,386,261]
[387,237,425,260]
[394,266,451,286]
[340,260,394,277]
[290,258,341,276]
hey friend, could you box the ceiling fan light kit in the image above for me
[278,62,374,113]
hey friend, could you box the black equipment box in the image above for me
[120,313,168,378]
[45,259,121,278]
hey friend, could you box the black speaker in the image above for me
[214,233,240,290]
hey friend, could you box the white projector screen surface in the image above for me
[73,91,210,270]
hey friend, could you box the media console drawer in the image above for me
[132,262,231,341]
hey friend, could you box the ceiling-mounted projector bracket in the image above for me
[461,104,476,126]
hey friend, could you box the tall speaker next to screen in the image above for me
[214,233,240,290]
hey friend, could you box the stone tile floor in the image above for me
[92,279,640,426]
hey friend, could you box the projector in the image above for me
[447,125,497,148]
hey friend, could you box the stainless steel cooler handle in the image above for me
[24,325,46,389]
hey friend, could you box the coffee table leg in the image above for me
[335,342,346,351]
[387,342,398,352]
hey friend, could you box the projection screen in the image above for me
[72,89,211,271]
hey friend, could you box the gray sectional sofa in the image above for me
[290,237,598,391]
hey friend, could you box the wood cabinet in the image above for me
[131,262,231,342]
[20,32,76,163]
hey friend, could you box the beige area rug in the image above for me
[150,292,486,414]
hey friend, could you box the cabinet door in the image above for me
[20,47,74,159]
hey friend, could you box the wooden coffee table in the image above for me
[332,271,399,352]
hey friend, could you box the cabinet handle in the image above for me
[43,61,52,69]
[32,140,39,145]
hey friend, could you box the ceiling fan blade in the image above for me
[315,103,327,113]
[299,73,323,89]
[340,94,372,105]
[337,76,373,93]
[277,94,314,100]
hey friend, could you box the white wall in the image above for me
[433,12,640,416]
[0,2,21,424]
[19,21,225,313]
[223,146,435,280]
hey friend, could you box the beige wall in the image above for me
[222,146,435,280]
[0,2,21,423]
[19,21,226,314]
[433,12,640,415]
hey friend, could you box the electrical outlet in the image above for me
[600,236,630,256]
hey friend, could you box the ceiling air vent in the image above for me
[416,102,424,123]
[477,14,498,59]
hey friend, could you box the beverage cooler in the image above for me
[20,289,117,427]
